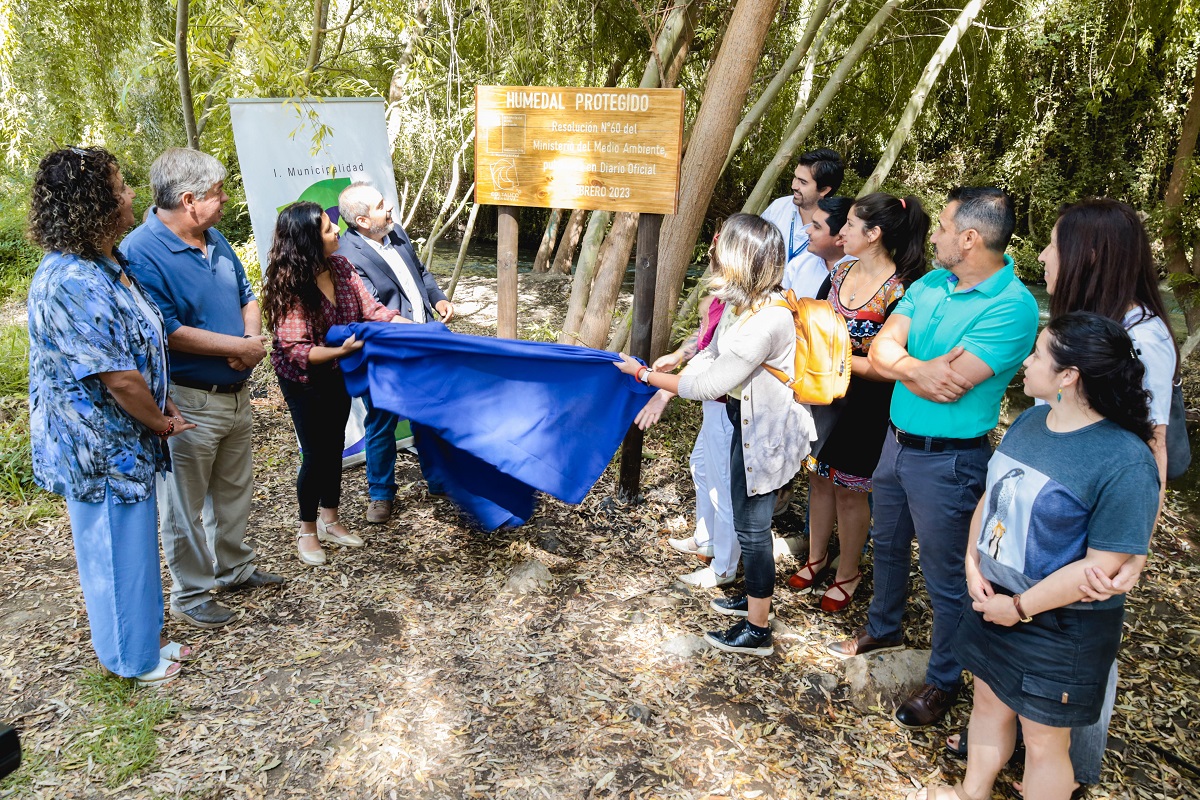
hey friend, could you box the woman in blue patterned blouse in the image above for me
[27,147,198,686]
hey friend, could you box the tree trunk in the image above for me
[559,211,613,343]
[447,201,481,301]
[532,209,563,273]
[860,0,990,195]
[721,0,834,177]
[1165,52,1200,334]
[564,0,700,350]
[386,1,430,145]
[743,0,905,216]
[304,0,330,84]
[572,212,641,348]
[650,0,783,358]
[551,209,587,274]
[175,0,199,149]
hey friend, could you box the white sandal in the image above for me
[316,517,363,547]
[297,531,326,566]
[159,641,198,662]
[136,657,182,687]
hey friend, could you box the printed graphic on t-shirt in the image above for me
[978,450,1089,580]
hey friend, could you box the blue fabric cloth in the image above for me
[331,322,656,529]
[67,485,163,677]
[27,251,170,503]
[122,211,256,385]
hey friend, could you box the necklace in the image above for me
[845,262,894,304]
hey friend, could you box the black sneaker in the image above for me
[704,619,773,656]
[709,595,775,620]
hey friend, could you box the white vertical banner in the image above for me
[228,97,412,466]
[228,97,400,267]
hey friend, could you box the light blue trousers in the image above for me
[66,486,163,677]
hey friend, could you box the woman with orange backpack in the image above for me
[614,213,816,655]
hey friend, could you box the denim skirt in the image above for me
[952,591,1124,728]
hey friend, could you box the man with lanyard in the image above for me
[760,148,844,299]
[826,187,1038,729]
[123,148,285,630]
[335,182,455,524]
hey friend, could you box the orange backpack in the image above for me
[761,290,852,406]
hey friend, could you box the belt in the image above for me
[172,377,247,394]
[892,426,988,452]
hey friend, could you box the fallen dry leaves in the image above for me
[1,274,1197,799]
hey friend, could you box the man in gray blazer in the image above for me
[335,182,454,523]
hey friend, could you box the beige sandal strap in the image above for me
[297,531,319,539]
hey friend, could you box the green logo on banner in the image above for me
[278,177,353,232]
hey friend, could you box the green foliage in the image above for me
[59,670,180,787]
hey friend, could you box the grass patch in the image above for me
[58,670,179,787]
[0,324,29,395]
[0,746,48,793]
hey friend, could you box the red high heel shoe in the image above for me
[786,552,830,591]
[820,572,863,612]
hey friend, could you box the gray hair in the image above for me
[150,148,227,209]
[338,181,379,231]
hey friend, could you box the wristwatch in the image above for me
[1012,594,1033,623]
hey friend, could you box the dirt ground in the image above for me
[1,272,1198,799]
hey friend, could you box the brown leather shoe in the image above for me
[895,682,959,729]
[826,626,903,659]
[366,500,393,524]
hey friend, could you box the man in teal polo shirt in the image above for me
[827,187,1038,728]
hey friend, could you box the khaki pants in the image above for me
[160,383,256,612]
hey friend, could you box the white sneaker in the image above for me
[679,566,735,588]
[668,536,715,557]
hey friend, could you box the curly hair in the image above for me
[28,147,123,261]
[262,201,330,333]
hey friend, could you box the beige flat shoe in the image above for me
[317,518,364,547]
[297,531,326,566]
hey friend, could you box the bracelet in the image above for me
[154,417,175,439]
[1012,594,1033,623]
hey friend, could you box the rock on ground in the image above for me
[661,634,709,658]
[844,649,930,712]
[503,559,554,594]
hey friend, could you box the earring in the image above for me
[1056,388,1062,403]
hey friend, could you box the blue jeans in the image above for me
[363,392,443,500]
[67,486,162,677]
[866,432,989,691]
[726,399,778,599]
[1070,660,1116,784]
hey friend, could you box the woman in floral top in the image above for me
[789,192,929,612]
[27,147,197,686]
[263,202,404,566]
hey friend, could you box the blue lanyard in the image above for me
[788,215,809,262]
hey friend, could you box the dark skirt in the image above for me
[952,591,1124,727]
[809,374,894,479]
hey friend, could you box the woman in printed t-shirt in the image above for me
[262,201,405,567]
[911,312,1159,800]
[946,199,1180,796]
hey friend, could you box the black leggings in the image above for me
[279,370,351,522]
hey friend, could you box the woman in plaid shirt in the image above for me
[262,201,405,566]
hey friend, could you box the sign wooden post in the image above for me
[473,85,684,495]
[617,213,663,501]
[497,206,519,338]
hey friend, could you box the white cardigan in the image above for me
[677,300,815,495]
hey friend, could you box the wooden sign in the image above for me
[474,86,685,214]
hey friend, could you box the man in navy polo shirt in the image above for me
[826,187,1038,729]
[123,148,283,630]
